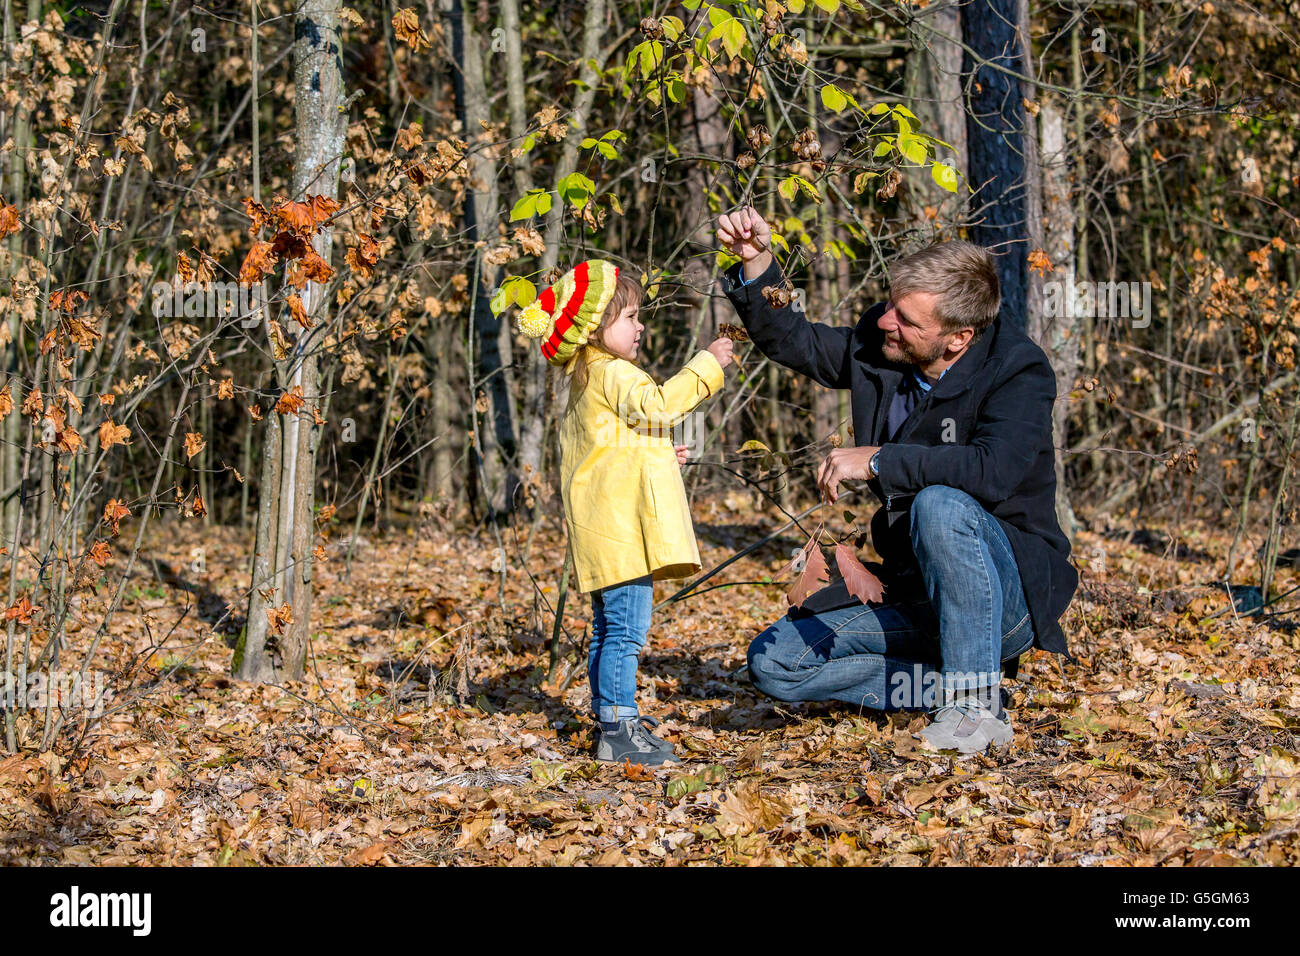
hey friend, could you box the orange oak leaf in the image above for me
[275,385,305,416]
[175,251,196,283]
[1027,248,1054,277]
[274,195,340,235]
[270,230,310,262]
[4,596,40,625]
[0,202,20,238]
[622,759,655,781]
[392,8,431,51]
[103,498,131,535]
[99,419,131,449]
[787,538,830,608]
[238,241,278,284]
[287,248,335,289]
[88,540,113,567]
[243,197,272,234]
[287,293,313,330]
[21,386,42,420]
[55,427,82,454]
[184,431,206,459]
[266,602,293,635]
[834,543,887,605]
[0,383,12,419]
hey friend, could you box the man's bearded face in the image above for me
[878,291,952,366]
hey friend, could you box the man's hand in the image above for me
[817,445,881,504]
[675,444,690,468]
[716,206,773,280]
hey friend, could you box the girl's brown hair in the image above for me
[565,273,645,400]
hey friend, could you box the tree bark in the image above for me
[962,0,1031,332]
[502,0,549,492]
[447,0,518,517]
[236,0,345,682]
[1033,100,1080,538]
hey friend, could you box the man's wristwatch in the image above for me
[869,450,882,479]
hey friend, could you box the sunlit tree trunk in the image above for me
[447,0,518,518]
[237,0,345,682]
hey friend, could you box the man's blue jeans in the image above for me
[588,574,653,724]
[747,485,1034,710]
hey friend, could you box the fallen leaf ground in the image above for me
[3,497,1299,866]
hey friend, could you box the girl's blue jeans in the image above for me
[588,574,654,724]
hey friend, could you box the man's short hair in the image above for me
[889,241,1001,335]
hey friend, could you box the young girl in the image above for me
[518,260,732,765]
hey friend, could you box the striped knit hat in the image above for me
[516,260,620,369]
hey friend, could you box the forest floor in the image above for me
[2,493,1299,866]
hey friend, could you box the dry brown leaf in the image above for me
[98,419,131,449]
[184,431,206,459]
[834,543,886,604]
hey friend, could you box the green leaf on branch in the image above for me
[510,188,553,221]
[557,172,596,208]
[489,275,538,318]
[898,132,929,164]
[778,174,822,204]
[706,13,747,60]
[931,161,960,192]
[582,137,620,160]
[820,84,848,113]
[626,40,665,80]
[853,171,879,194]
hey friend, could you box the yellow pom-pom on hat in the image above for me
[520,260,620,368]
[516,299,551,339]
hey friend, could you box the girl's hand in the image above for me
[675,444,690,468]
[707,336,734,369]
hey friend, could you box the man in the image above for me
[716,207,1077,754]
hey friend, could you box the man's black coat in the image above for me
[723,258,1077,658]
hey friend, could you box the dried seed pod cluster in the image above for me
[794,128,826,173]
[761,284,794,308]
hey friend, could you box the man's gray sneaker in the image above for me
[919,697,1013,754]
[595,717,681,765]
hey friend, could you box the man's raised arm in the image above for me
[716,207,853,390]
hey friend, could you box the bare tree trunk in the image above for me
[501,0,549,489]
[1033,100,1080,537]
[447,0,518,517]
[237,0,345,682]
[906,0,967,212]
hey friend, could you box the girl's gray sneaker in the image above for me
[595,717,681,765]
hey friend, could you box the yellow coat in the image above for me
[559,349,725,594]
